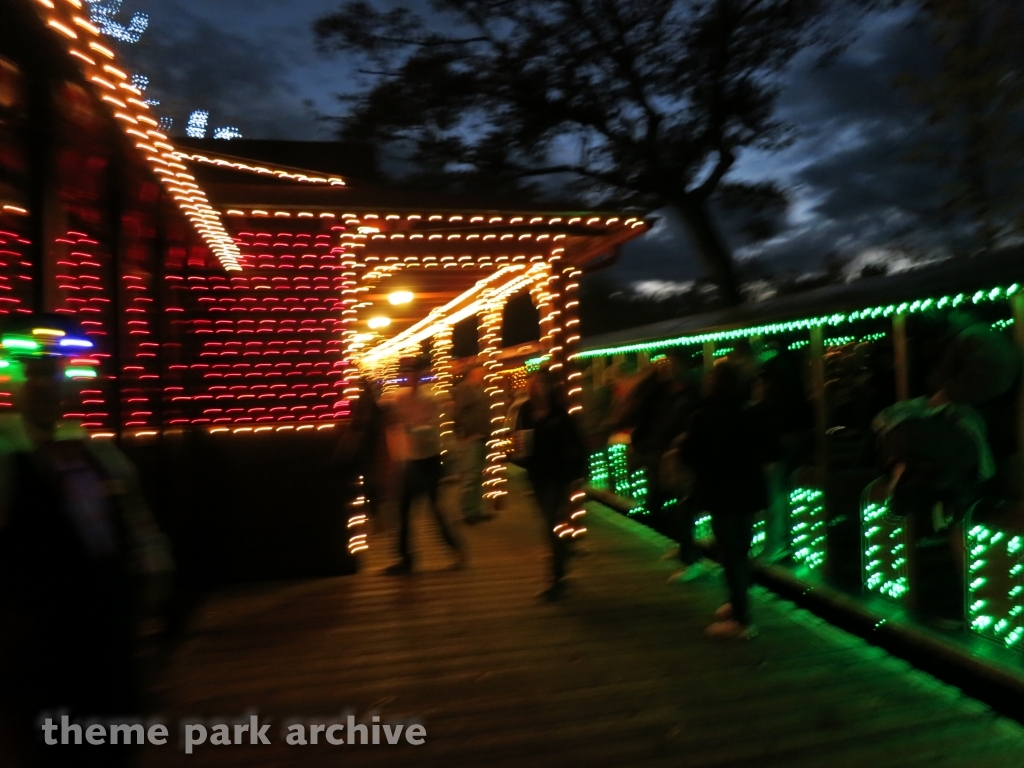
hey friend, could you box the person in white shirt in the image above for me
[384,357,465,574]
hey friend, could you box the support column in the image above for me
[551,260,586,539]
[558,261,584,414]
[703,341,715,373]
[1012,295,1024,457]
[893,312,909,402]
[530,264,556,362]
[431,327,454,454]
[809,325,828,471]
[478,295,508,504]
[545,254,566,375]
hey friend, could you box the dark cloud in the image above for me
[724,9,961,272]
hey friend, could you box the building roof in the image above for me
[578,247,1024,355]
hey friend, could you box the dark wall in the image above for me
[127,432,357,594]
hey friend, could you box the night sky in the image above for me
[118,1,948,292]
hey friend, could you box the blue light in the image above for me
[59,338,94,349]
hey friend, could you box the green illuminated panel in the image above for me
[966,525,1024,650]
[862,500,909,601]
[574,283,1020,359]
[606,444,631,498]
[627,468,648,516]
[751,516,766,559]
[790,487,826,570]
[589,445,650,515]
[588,450,609,490]
[694,514,712,541]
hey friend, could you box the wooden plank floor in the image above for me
[143,472,1024,767]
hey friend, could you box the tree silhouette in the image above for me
[315,0,881,304]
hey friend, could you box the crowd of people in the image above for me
[0,308,1018,763]
[341,356,588,600]
[339,345,805,641]
[596,316,1020,636]
[588,344,811,640]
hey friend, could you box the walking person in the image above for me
[514,368,588,600]
[453,366,492,524]
[384,356,465,574]
[679,362,781,640]
[334,378,387,525]
[752,350,814,563]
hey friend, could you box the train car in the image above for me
[577,248,1024,657]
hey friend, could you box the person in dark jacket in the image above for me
[0,333,173,766]
[453,366,492,524]
[514,368,588,600]
[680,362,781,640]
[753,349,814,561]
[334,378,387,523]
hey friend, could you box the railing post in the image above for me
[431,327,454,454]
[1013,295,1024,456]
[558,262,584,414]
[893,312,909,402]
[530,264,555,361]
[478,295,507,506]
[809,325,828,471]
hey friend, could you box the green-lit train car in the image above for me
[577,248,1024,657]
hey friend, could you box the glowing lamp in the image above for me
[388,291,414,305]
[367,317,391,330]
[32,328,65,337]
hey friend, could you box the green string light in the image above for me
[790,487,826,570]
[574,282,1022,359]
[524,355,550,373]
[862,500,909,601]
[967,525,1024,648]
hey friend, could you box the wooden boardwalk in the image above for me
[143,473,1024,767]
